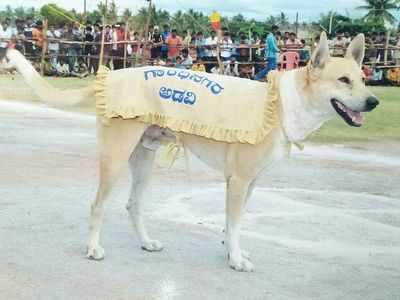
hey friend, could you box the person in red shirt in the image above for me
[114,22,130,70]
[166,29,182,60]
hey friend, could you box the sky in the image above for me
[0,0,398,22]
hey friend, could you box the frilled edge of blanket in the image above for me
[93,65,281,145]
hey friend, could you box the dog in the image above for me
[0,32,379,272]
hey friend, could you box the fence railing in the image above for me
[2,36,400,73]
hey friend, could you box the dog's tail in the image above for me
[2,48,94,107]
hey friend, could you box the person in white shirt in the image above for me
[220,31,233,61]
[0,19,16,48]
[181,48,193,68]
[204,30,218,72]
[47,25,61,70]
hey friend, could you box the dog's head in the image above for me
[306,32,379,127]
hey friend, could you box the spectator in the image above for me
[23,17,34,56]
[299,39,311,65]
[372,68,383,82]
[84,25,94,69]
[375,31,386,62]
[182,30,192,48]
[103,25,112,68]
[283,31,290,44]
[0,18,16,48]
[47,25,61,71]
[285,32,301,49]
[192,58,206,72]
[175,56,186,69]
[166,29,182,60]
[181,48,193,68]
[89,23,101,75]
[165,57,174,67]
[72,56,89,78]
[365,35,377,63]
[62,22,82,73]
[150,26,163,59]
[276,31,284,48]
[362,65,373,83]
[161,24,170,59]
[344,32,352,46]
[331,31,346,57]
[254,25,280,81]
[113,22,130,70]
[237,31,250,61]
[32,20,44,59]
[195,31,206,60]
[204,30,218,72]
[220,31,233,61]
[14,19,25,52]
[130,31,141,57]
[387,67,400,85]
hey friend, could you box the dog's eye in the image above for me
[338,77,351,84]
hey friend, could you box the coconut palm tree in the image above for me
[357,0,399,25]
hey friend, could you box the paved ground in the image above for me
[0,100,399,300]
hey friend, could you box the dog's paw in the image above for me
[86,245,105,260]
[229,255,254,272]
[141,240,163,252]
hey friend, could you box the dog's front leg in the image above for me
[225,176,254,272]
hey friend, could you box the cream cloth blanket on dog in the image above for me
[94,66,280,145]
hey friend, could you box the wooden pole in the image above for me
[216,29,224,74]
[329,12,335,35]
[83,0,87,22]
[142,0,152,64]
[123,21,129,68]
[249,28,252,62]
[40,19,48,76]
[384,30,390,66]
[99,0,107,67]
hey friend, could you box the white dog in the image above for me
[1,33,379,272]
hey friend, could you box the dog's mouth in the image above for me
[331,99,363,127]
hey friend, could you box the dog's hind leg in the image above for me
[86,119,147,261]
[126,143,163,252]
[225,176,254,272]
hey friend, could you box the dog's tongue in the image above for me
[346,107,364,125]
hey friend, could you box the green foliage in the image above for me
[40,3,76,26]
[357,0,399,26]
[0,5,39,20]
[336,19,386,35]
[96,0,118,23]
[0,2,398,38]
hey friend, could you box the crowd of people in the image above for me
[1,17,400,84]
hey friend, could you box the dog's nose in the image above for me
[366,96,379,111]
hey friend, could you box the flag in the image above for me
[210,11,221,31]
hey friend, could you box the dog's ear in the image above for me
[345,33,365,66]
[310,32,330,69]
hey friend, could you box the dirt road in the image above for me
[0,100,399,300]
